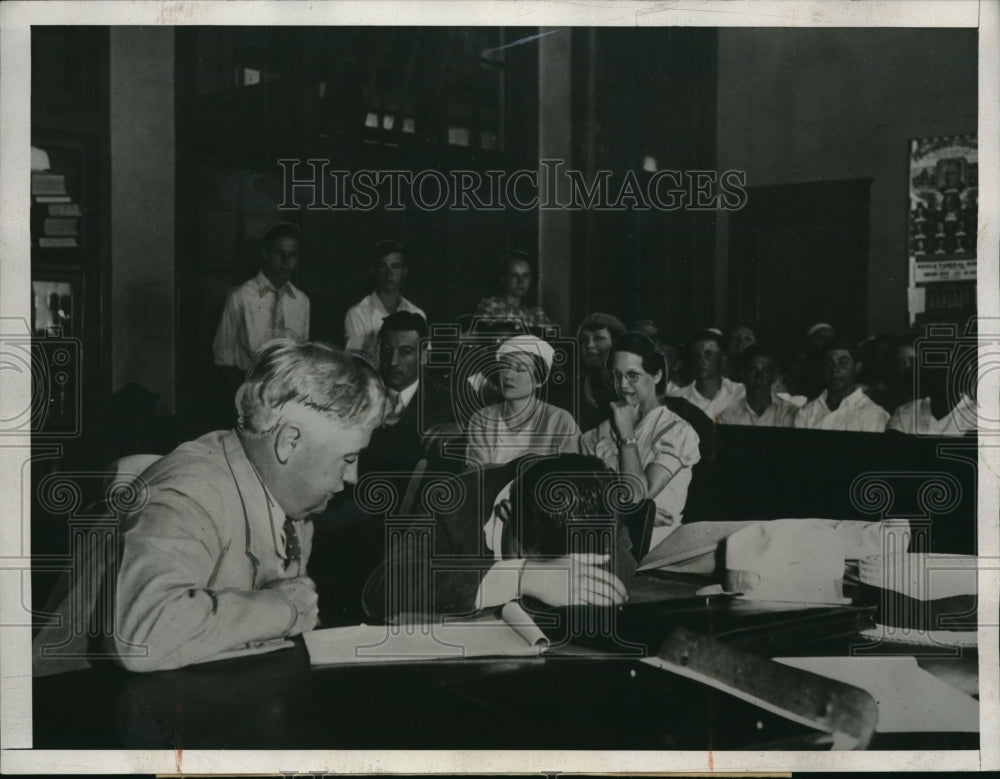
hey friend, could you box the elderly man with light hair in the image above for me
[114,340,386,672]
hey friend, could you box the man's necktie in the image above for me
[383,389,406,427]
[270,288,286,338]
[282,517,301,570]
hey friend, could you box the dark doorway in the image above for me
[728,179,872,345]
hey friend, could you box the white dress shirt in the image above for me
[475,481,526,609]
[212,271,310,372]
[793,387,890,432]
[383,379,421,426]
[344,291,426,355]
[398,378,420,410]
[774,391,808,408]
[675,377,745,420]
[718,396,798,427]
[887,394,978,436]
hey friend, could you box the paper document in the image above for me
[304,601,549,666]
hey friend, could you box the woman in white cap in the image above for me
[580,332,701,548]
[465,335,579,467]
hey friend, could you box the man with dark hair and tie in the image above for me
[359,311,453,475]
[212,223,310,391]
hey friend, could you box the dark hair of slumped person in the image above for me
[507,454,623,562]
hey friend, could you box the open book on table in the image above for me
[304,601,549,666]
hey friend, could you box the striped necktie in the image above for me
[270,287,286,338]
[282,517,300,570]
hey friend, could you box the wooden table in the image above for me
[32,588,978,751]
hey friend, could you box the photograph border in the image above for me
[1,1,997,774]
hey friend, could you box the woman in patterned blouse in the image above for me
[475,251,551,327]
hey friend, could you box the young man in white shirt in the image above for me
[794,339,890,432]
[675,330,745,421]
[887,392,978,436]
[887,344,978,435]
[344,240,426,357]
[212,223,310,388]
[718,345,798,427]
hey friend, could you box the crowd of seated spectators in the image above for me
[401,310,978,447]
[178,234,964,554]
[205,230,978,457]
[345,263,978,558]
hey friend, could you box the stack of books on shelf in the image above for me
[31,170,81,249]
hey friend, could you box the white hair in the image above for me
[236,339,386,435]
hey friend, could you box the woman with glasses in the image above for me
[465,335,579,467]
[580,332,701,548]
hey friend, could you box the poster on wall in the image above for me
[908,133,978,276]
[907,133,977,324]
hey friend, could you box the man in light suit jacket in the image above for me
[114,341,385,671]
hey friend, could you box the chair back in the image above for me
[620,499,657,561]
[110,453,163,482]
[32,454,162,676]
[399,458,429,516]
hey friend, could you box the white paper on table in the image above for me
[303,602,548,666]
[774,656,978,733]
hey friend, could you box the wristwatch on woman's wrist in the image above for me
[621,436,639,448]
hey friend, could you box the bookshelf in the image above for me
[29,26,111,614]
[30,28,110,444]
[30,139,88,251]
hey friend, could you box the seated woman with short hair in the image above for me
[465,335,579,467]
[580,332,701,548]
[475,251,551,327]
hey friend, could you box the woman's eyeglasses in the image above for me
[611,370,646,385]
